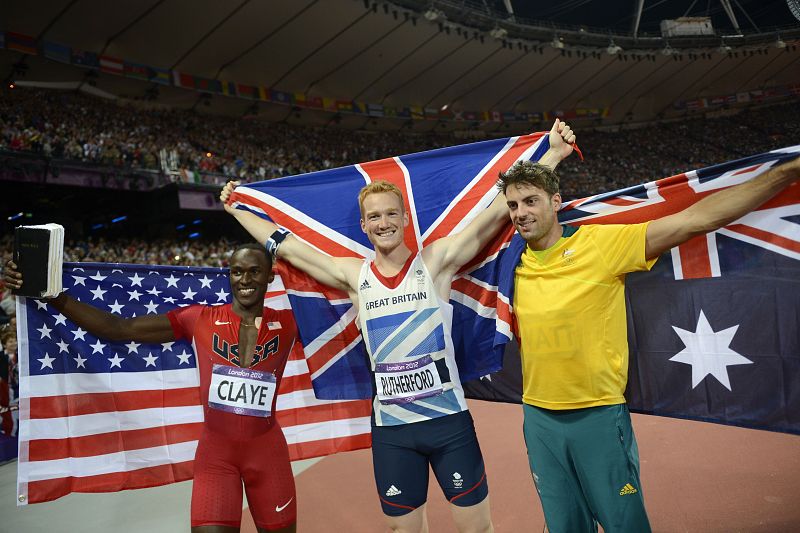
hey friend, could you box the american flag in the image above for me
[16,263,371,505]
[464,146,800,435]
[230,132,552,401]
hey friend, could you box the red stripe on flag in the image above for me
[26,460,195,504]
[277,399,372,428]
[287,433,371,462]
[725,224,800,254]
[677,235,713,279]
[423,132,545,246]
[230,192,363,259]
[733,164,762,176]
[459,225,514,273]
[276,264,349,300]
[304,318,361,375]
[28,388,201,418]
[452,278,497,308]
[28,423,203,461]
[358,158,419,253]
[604,196,646,207]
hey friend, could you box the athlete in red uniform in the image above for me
[4,244,298,533]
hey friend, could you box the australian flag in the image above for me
[231,138,800,435]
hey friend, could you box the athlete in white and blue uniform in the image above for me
[358,253,487,516]
[222,119,576,532]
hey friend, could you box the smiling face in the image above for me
[504,182,562,249]
[360,191,409,253]
[228,248,274,312]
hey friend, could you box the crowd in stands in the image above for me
[2,87,799,198]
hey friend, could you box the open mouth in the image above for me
[238,287,256,296]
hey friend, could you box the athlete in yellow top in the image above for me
[498,156,800,533]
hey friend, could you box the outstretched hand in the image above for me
[220,180,241,215]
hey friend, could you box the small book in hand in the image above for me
[12,223,64,298]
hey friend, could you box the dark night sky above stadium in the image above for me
[495,0,798,35]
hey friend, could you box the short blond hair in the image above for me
[358,181,405,215]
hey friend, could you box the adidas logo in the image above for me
[385,485,402,497]
[359,279,371,291]
[619,483,638,496]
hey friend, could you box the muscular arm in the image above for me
[645,156,800,260]
[3,260,175,343]
[222,185,359,292]
[427,119,577,277]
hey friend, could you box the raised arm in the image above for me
[427,119,576,276]
[3,260,175,343]
[645,156,800,260]
[221,182,359,293]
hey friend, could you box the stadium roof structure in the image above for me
[2,0,799,131]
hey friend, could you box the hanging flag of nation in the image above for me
[463,146,800,435]
[229,132,552,400]
[16,263,371,505]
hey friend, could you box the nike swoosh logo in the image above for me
[275,497,294,512]
[214,320,231,325]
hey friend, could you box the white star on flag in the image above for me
[74,354,87,369]
[37,324,52,339]
[164,274,180,288]
[176,349,193,365]
[53,313,67,326]
[215,288,229,302]
[127,289,143,301]
[161,342,175,352]
[147,286,162,296]
[90,286,107,301]
[90,339,107,355]
[144,300,159,314]
[108,300,125,314]
[56,340,70,354]
[143,352,159,368]
[72,328,87,341]
[198,276,213,288]
[669,310,753,391]
[125,341,141,354]
[38,353,56,370]
[182,287,197,300]
[89,272,107,282]
[128,273,144,287]
[34,300,48,310]
[72,276,86,286]
[108,353,124,369]
[164,296,176,304]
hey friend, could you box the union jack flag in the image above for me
[16,264,371,505]
[230,132,552,400]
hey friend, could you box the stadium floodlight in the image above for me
[606,40,622,55]
[775,37,787,48]
[489,26,508,39]
[423,8,442,21]
[551,36,564,49]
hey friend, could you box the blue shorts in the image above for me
[371,410,489,516]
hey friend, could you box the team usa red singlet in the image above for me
[167,303,298,530]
